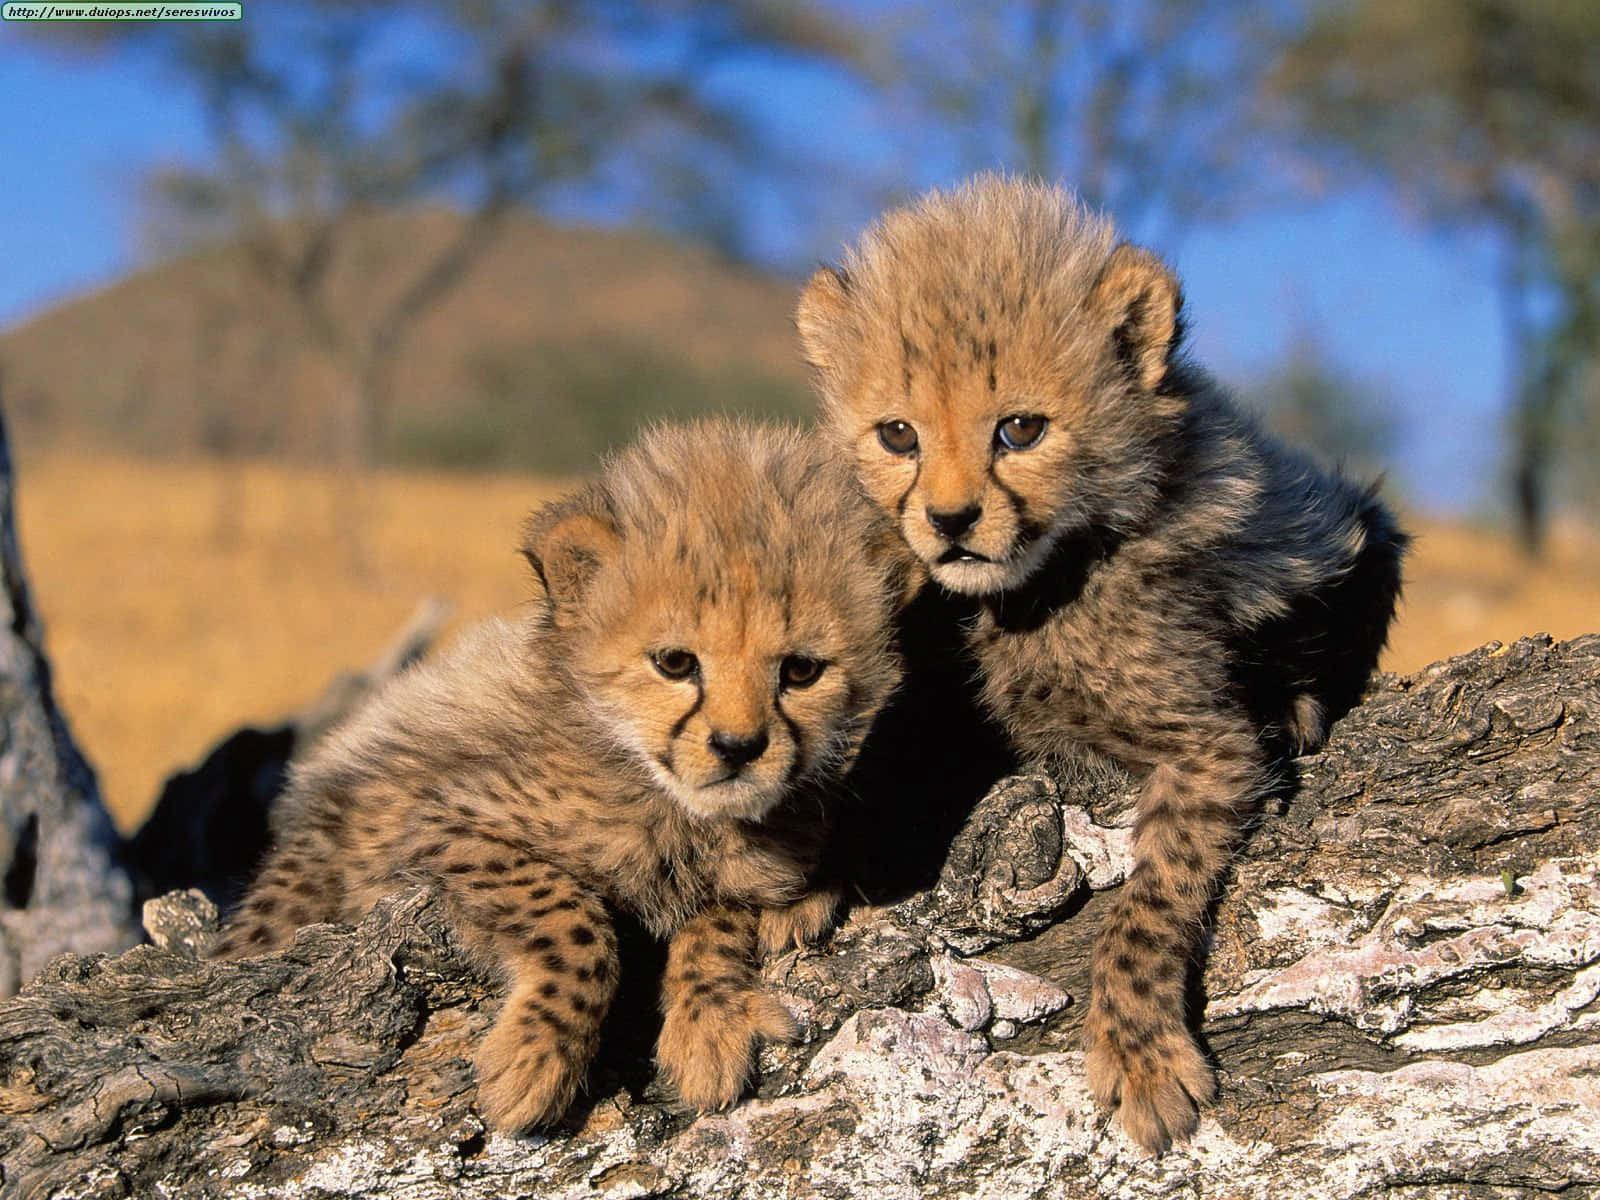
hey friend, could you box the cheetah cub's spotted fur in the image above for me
[799,176,1406,1152]
[218,420,912,1130]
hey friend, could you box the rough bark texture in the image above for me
[2,632,1596,1198]
[0,407,138,999]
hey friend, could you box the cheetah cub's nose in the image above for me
[708,729,769,769]
[927,505,982,539]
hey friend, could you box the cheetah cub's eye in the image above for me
[651,648,699,680]
[877,420,918,455]
[996,415,1047,451]
[779,655,826,690]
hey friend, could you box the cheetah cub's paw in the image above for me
[758,887,841,955]
[474,985,589,1130]
[657,989,798,1111]
[1084,1014,1216,1154]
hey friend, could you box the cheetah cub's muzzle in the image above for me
[624,635,833,823]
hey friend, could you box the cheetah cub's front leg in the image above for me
[1084,727,1265,1151]
[757,885,841,955]
[440,852,621,1130]
[657,905,798,1110]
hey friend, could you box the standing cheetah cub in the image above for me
[218,420,912,1130]
[798,175,1406,1152]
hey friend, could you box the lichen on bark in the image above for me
[1,632,1596,1198]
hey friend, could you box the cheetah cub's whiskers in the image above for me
[800,174,1406,1153]
[217,419,915,1130]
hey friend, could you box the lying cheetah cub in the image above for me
[218,420,912,1129]
[799,175,1406,1152]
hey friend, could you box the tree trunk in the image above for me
[0,403,138,999]
[3,629,1596,1198]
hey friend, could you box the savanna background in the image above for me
[0,0,1596,832]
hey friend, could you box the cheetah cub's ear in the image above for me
[796,265,854,376]
[520,484,619,624]
[1088,243,1184,394]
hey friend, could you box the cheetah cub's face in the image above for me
[523,421,911,822]
[798,177,1186,596]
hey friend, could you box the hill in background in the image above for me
[0,209,814,474]
[7,211,1598,832]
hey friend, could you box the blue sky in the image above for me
[0,22,1507,514]
[0,32,207,319]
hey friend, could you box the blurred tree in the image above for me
[81,0,871,559]
[881,0,1278,240]
[1245,334,1400,485]
[1268,0,1600,553]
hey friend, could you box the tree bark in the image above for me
[0,403,138,999]
[2,630,1596,1198]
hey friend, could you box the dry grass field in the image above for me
[14,447,1600,832]
[15,449,568,830]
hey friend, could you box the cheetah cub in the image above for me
[798,175,1406,1152]
[218,420,912,1130]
